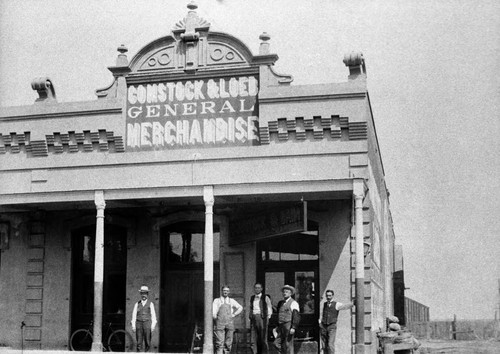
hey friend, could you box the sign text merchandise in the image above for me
[126,76,259,150]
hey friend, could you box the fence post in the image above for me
[452,315,457,340]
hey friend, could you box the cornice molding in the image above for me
[259,92,366,104]
[0,107,122,122]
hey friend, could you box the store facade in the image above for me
[0,4,396,353]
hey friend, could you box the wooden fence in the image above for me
[408,320,500,340]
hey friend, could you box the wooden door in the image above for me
[162,271,203,351]
[159,223,220,352]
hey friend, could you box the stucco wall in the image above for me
[316,200,352,353]
[41,214,71,349]
[219,214,255,330]
[127,212,160,351]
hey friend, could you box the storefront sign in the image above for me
[229,205,306,246]
[126,75,259,150]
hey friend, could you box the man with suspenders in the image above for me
[212,285,243,354]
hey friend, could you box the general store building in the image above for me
[0,4,398,353]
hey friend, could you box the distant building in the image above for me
[405,297,430,323]
[0,3,403,353]
[393,245,429,325]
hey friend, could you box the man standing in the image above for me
[275,285,300,354]
[249,283,272,354]
[131,285,157,352]
[212,285,243,354]
[319,289,355,354]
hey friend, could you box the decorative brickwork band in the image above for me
[259,115,367,144]
[0,130,125,156]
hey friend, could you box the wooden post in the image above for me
[203,186,214,353]
[354,180,366,354]
[452,314,457,340]
[92,191,105,351]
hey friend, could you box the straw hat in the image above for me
[282,285,295,294]
[139,285,149,293]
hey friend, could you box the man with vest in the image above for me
[319,289,355,354]
[212,285,243,354]
[131,285,157,352]
[249,282,272,354]
[275,285,300,354]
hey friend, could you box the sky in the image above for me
[1,0,499,320]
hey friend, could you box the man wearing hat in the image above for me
[275,285,300,354]
[131,285,157,352]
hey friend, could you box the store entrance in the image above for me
[257,230,319,342]
[159,221,220,353]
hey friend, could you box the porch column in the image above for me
[92,191,106,351]
[353,180,366,354]
[203,186,214,352]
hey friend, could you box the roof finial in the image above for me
[116,44,129,67]
[32,78,57,103]
[187,1,197,11]
[343,51,367,80]
[259,32,271,55]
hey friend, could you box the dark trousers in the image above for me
[320,323,337,354]
[135,320,152,352]
[250,315,268,354]
[214,322,234,354]
[274,322,294,354]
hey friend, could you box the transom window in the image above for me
[167,232,220,263]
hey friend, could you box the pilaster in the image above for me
[23,212,46,350]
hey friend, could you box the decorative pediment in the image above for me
[130,33,254,76]
[128,2,260,76]
[97,2,292,98]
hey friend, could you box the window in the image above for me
[295,271,315,314]
[167,232,220,264]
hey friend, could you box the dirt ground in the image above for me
[417,339,500,354]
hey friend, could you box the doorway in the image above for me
[71,224,127,334]
[257,230,319,342]
[159,221,220,352]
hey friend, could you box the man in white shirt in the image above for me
[131,285,157,352]
[275,285,300,354]
[212,285,243,354]
[318,289,355,354]
[249,282,273,354]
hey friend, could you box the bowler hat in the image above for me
[139,285,149,293]
[282,285,295,294]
